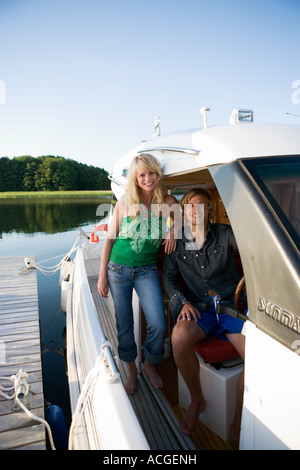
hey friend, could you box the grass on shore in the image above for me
[0,190,113,198]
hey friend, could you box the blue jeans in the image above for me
[107,261,167,364]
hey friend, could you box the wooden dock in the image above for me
[0,256,46,450]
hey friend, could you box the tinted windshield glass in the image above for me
[243,156,300,246]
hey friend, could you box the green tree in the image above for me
[1,157,25,191]
[49,157,78,191]
[34,156,56,191]
[0,157,10,191]
[97,168,110,190]
[0,154,110,191]
[23,160,41,191]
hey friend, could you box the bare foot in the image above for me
[125,362,138,395]
[144,360,163,389]
[179,399,206,435]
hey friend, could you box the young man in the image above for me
[162,188,245,443]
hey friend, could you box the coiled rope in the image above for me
[0,369,56,450]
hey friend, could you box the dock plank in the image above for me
[0,256,46,450]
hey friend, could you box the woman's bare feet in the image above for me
[179,398,206,435]
[125,362,138,395]
[144,360,163,389]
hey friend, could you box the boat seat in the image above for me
[194,336,240,364]
[179,344,243,441]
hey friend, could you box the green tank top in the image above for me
[110,210,167,267]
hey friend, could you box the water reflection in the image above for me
[0,196,112,235]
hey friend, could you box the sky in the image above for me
[0,0,300,173]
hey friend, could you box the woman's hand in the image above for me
[98,274,109,298]
[162,225,177,254]
[162,237,177,254]
[162,195,179,255]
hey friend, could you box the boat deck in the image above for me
[89,276,237,451]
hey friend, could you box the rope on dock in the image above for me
[0,369,56,450]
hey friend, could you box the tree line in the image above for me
[0,155,111,192]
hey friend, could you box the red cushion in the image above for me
[194,336,240,363]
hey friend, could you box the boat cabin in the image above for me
[64,109,299,450]
[108,109,300,449]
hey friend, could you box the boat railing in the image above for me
[108,174,125,188]
[99,338,120,383]
[138,146,200,156]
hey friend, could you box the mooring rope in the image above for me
[0,369,56,450]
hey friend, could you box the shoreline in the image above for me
[0,190,113,198]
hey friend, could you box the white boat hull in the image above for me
[65,242,149,450]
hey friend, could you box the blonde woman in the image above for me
[98,154,177,395]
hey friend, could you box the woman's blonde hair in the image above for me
[126,154,165,214]
[180,188,216,224]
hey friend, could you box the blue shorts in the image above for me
[194,300,244,341]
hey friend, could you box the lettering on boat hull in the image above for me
[257,297,300,336]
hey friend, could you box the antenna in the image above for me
[199,107,210,128]
[153,116,161,138]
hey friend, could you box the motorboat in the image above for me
[62,108,300,450]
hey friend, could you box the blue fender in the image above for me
[45,403,69,450]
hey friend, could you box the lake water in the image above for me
[0,195,112,426]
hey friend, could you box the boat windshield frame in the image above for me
[241,155,300,252]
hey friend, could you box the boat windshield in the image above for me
[243,156,300,249]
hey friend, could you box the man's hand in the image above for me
[178,303,201,322]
